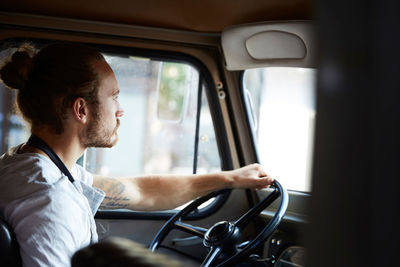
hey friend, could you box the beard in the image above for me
[82,113,120,148]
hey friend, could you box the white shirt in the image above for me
[0,145,105,267]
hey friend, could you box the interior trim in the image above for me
[0,12,220,46]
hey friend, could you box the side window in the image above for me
[84,53,222,178]
[0,47,222,180]
[243,68,316,192]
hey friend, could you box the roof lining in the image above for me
[0,0,313,33]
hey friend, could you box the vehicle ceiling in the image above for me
[1,0,313,33]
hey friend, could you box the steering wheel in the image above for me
[149,180,288,267]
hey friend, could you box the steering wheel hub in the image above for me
[204,221,236,247]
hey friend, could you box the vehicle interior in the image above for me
[0,0,398,266]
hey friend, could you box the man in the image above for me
[0,43,273,267]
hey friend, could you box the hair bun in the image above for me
[0,46,35,90]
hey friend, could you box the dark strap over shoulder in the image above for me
[26,135,75,183]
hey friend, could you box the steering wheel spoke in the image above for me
[234,187,280,229]
[174,221,207,238]
[201,247,222,267]
[236,240,250,250]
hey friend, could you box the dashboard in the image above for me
[275,246,306,267]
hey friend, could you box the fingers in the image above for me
[256,176,274,189]
[230,163,275,190]
[249,163,273,180]
[254,163,268,178]
[250,163,274,189]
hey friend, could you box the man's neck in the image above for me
[29,128,85,171]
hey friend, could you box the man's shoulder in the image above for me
[1,148,60,179]
[0,148,66,201]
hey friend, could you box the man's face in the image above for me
[82,60,124,148]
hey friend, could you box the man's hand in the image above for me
[226,163,274,190]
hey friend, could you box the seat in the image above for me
[0,217,22,267]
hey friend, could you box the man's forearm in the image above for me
[95,172,232,211]
[94,164,273,211]
[130,172,232,210]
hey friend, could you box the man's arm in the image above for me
[93,164,274,211]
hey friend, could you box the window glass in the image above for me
[84,54,221,177]
[243,68,316,192]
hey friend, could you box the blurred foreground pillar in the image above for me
[307,0,400,266]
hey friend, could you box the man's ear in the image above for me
[72,97,89,124]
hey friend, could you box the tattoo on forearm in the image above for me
[100,196,130,209]
[107,180,125,195]
[99,178,131,209]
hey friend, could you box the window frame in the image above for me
[238,71,261,164]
